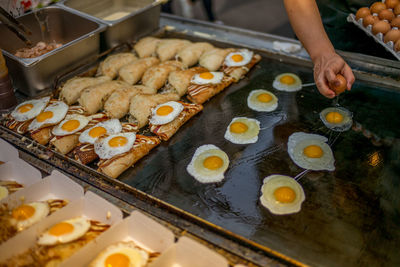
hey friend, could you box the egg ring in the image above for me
[319,107,353,132]
[272,73,302,92]
[247,89,278,112]
[287,132,335,171]
[260,174,305,215]
[186,144,229,183]
[224,117,260,144]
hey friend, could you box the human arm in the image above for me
[283,0,355,98]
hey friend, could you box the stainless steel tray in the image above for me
[0,6,106,96]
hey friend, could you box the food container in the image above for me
[0,138,19,162]
[0,159,41,190]
[0,6,106,96]
[58,0,163,49]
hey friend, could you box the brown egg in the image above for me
[370,2,387,14]
[378,9,395,21]
[386,0,399,9]
[395,3,400,15]
[391,17,400,27]
[394,39,400,51]
[372,20,391,35]
[356,7,371,20]
[329,74,347,95]
[384,29,400,43]
[363,14,379,26]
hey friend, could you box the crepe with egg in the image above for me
[199,48,235,71]
[0,199,68,245]
[134,36,161,58]
[156,39,192,62]
[129,93,180,128]
[96,53,137,79]
[59,76,111,105]
[2,218,110,267]
[150,102,203,141]
[187,72,234,104]
[221,50,262,82]
[98,135,161,178]
[78,80,132,115]
[167,67,208,97]
[118,57,160,85]
[177,42,214,67]
[141,61,185,92]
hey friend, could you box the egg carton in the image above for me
[347,13,400,61]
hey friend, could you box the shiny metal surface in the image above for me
[59,0,162,49]
[0,6,105,96]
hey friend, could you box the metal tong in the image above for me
[0,6,32,46]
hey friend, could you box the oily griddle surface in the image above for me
[116,56,400,267]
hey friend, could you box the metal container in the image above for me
[59,0,162,49]
[0,6,106,96]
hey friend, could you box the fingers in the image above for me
[342,64,355,91]
[314,70,336,99]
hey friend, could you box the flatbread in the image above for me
[134,37,161,58]
[199,48,235,71]
[177,42,214,67]
[142,61,185,92]
[156,39,191,62]
[167,66,208,97]
[96,53,137,79]
[118,57,160,85]
[103,86,146,119]
[187,75,234,104]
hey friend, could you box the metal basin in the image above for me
[59,0,162,49]
[0,6,106,96]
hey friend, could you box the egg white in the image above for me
[186,144,229,183]
[224,117,260,144]
[11,97,50,122]
[0,185,9,201]
[94,133,136,159]
[191,72,224,85]
[52,115,90,136]
[224,49,253,67]
[272,73,302,92]
[79,119,122,144]
[247,89,278,112]
[88,241,149,267]
[260,174,305,215]
[28,101,69,131]
[287,132,335,171]
[9,201,50,231]
[37,217,91,246]
[319,107,353,132]
[149,101,184,125]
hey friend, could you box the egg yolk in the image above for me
[104,253,130,267]
[231,54,244,62]
[203,156,223,170]
[156,105,174,116]
[273,186,296,203]
[12,204,35,221]
[303,145,323,158]
[61,119,80,132]
[280,75,295,85]
[108,136,128,147]
[257,93,272,103]
[325,112,343,124]
[49,222,74,236]
[230,122,248,134]
[18,104,34,113]
[89,126,107,138]
[36,111,53,122]
[199,72,214,80]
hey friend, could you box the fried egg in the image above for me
[28,101,68,131]
[94,133,136,159]
[79,119,122,144]
[187,144,229,183]
[287,132,335,171]
[260,174,305,215]
[0,186,8,201]
[191,72,224,84]
[52,115,90,136]
[319,107,353,132]
[9,201,50,231]
[272,73,302,92]
[149,101,184,125]
[37,217,90,245]
[11,97,50,122]
[88,241,149,267]
[224,117,260,144]
[224,49,253,67]
[247,89,278,112]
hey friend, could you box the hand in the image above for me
[312,52,355,98]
